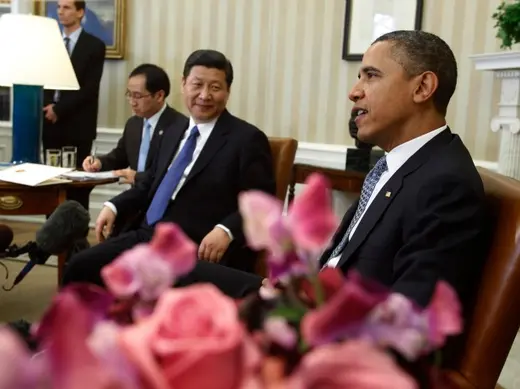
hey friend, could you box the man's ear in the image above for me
[412,71,438,105]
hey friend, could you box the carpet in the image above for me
[0,259,57,323]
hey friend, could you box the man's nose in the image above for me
[348,83,363,103]
[198,87,211,100]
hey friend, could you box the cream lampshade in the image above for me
[0,13,80,164]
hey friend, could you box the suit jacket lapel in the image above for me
[337,128,454,268]
[319,201,357,265]
[69,30,86,69]
[337,177,404,267]
[151,116,189,192]
[146,107,174,166]
[131,117,144,168]
[183,110,230,185]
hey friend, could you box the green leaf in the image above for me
[269,304,308,322]
[493,0,520,49]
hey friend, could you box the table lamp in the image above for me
[0,14,79,164]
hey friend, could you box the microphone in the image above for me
[11,200,91,287]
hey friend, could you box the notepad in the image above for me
[60,171,117,180]
[0,163,74,186]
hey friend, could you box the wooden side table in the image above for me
[0,178,117,284]
[288,163,366,203]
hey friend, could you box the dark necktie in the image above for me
[325,156,388,262]
[64,37,70,55]
[146,126,200,225]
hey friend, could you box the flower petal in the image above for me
[150,223,198,276]
[264,317,298,349]
[239,191,285,253]
[288,173,338,252]
[289,340,417,389]
[35,290,128,389]
[426,281,463,348]
[301,272,388,346]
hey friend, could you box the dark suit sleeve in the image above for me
[219,130,276,243]
[53,39,106,120]
[98,122,131,171]
[392,175,486,307]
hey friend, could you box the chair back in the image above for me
[254,137,298,276]
[268,137,298,202]
[443,167,520,389]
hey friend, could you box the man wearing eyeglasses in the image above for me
[83,64,185,185]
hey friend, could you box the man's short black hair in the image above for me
[373,30,458,116]
[183,49,234,88]
[73,1,86,11]
[129,64,171,97]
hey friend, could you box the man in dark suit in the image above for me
[178,30,489,310]
[62,49,276,286]
[42,0,105,209]
[82,64,185,185]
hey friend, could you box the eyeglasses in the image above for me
[125,91,152,100]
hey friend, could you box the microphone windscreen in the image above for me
[35,200,90,254]
[0,224,14,251]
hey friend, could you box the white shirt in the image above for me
[326,125,447,268]
[104,116,234,239]
[62,27,82,55]
[142,103,167,141]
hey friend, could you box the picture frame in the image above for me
[342,0,423,61]
[33,0,126,59]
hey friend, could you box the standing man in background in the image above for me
[42,0,105,210]
[82,64,185,185]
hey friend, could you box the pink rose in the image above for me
[287,340,417,389]
[119,284,260,389]
[102,223,197,301]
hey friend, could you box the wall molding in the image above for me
[0,125,499,226]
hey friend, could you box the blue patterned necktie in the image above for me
[137,120,152,172]
[327,156,388,260]
[146,126,200,225]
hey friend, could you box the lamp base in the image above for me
[12,84,43,164]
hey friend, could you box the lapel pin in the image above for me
[158,130,163,136]
[385,191,391,198]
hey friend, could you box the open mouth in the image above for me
[352,108,368,122]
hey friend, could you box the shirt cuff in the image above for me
[103,201,118,216]
[215,224,233,241]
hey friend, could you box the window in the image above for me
[0,0,11,122]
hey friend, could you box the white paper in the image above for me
[0,163,74,186]
[60,171,116,180]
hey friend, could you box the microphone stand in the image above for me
[0,242,49,291]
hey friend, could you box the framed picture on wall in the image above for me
[33,0,126,59]
[342,0,424,61]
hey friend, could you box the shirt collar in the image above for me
[145,103,168,129]
[188,117,218,136]
[385,125,448,174]
[63,26,82,43]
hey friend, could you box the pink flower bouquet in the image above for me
[0,174,463,389]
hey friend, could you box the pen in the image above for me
[90,145,97,165]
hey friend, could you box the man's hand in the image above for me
[95,206,116,242]
[114,168,137,185]
[198,227,232,263]
[43,104,58,123]
[82,156,102,172]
